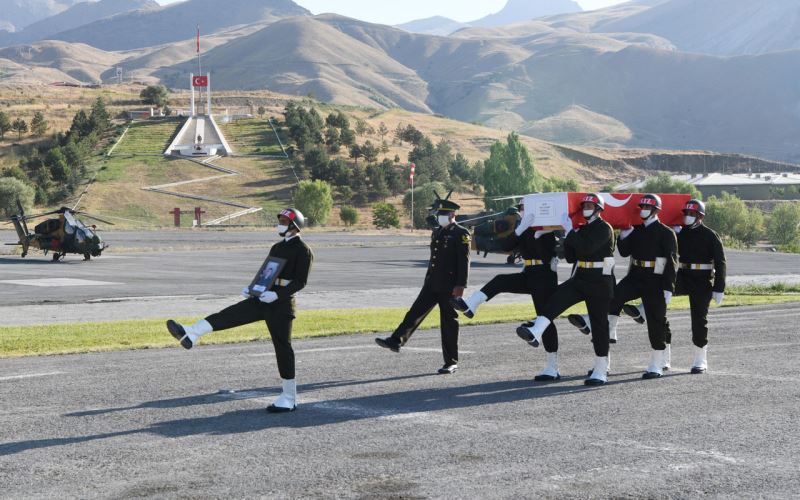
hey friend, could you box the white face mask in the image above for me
[437,215,452,227]
[582,209,595,219]
[277,224,289,236]
[640,209,652,219]
[684,215,697,226]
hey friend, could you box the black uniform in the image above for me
[666,223,726,348]
[611,219,677,351]
[205,236,313,380]
[481,229,560,352]
[389,223,471,366]
[540,217,616,357]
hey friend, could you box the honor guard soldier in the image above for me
[516,193,616,386]
[166,208,313,413]
[375,198,470,374]
[623,199,725,374]
[453,202,562,381]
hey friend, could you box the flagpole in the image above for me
[196,25,202,113]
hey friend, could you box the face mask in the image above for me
[277,224,289,236]
[437,215,452,227]
[640,209,652,219]
[582,209,595,219]
[684,216,696,226]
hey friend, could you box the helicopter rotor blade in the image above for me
[457,211,508,226]
[73,212,115,226]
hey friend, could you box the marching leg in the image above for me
[166,318,212,349]
[453,290,488,319]
[376,286,437,352]
[643,350,665,379]
[437,293,460,373]
[608,314,619,344]
[534,351,560,381]
[267,378,297,413]
[691,345,708,374]
[663,343,671,371]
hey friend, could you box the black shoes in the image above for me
[567,314,591,335]
[451,297,474,318]
[534,373,560,382]
[622,304,645,324]
[691,367,707,374]
[437,364,458,374]
[584,377,606,386]
[166,320,193,350]
[266,404,296,413]
[375,337,402,352]
[515,323,540,347]
[642,371,662,379]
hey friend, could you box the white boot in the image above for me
[608,315,619,343]
[585,356,609,386]
[691,345,708,374]
[516,317,551,347]
[267,378,297,413]
[534,351,560,381]
[622,303,646,324]
[643,350,664,379]
[462,291,488,318]
[663,344,671,371]
[167,318,212,349]
[567,314,591,335]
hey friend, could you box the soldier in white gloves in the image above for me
[166,208,313,413]
[623,199,725,374]
[453,203,561,381]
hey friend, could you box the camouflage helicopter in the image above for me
[3,201,112,261]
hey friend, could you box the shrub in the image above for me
[293,179,333,226]
[373,202,400,229]
[340,206,359,226]
[767,203,800,245]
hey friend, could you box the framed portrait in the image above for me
[247,256,287,297]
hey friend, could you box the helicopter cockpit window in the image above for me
[63,211,77,234]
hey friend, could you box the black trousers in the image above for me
[391,283,459,366]
[610,273,668,350]
[205,298,295,379]
[666,272,713,348]
[541,278,611,357]
[482,268,559,353]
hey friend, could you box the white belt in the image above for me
[680,263,713,271]
[577,261,604,269]
[275,278,292,286]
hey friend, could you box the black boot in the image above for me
[166,320,193,350]
[375,336,402,352]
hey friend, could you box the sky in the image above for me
[155,0,629,25]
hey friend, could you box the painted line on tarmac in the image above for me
[249,346,475,357]
[0,371,64,382]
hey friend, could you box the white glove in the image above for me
[259,291,278,303]
[663,290,672,305]
[534,229,554,240]
[619,227,634,240]
[550,257,559,273]
[713,291,724,305]
[515,212,536,236]
[241,287,251,299]
[561,212,573,233]
[672,225,682,234]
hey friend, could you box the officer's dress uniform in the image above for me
[476,230,560,352]
[387,222,471,367]
[667,222,726,364]
[611,217,677,361]
[205,235,313,380]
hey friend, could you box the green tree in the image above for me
[767,203,800,245]
[377,122,389,142]
[89,97,110,131]
[372,202,400,229]
[705,192,764,246]
[44,148,71,183]
[349,144,363,166]
[293,179,333,226]
[355,118,368,137]
[640,173,702,199]
[362,140,379,163]
[140,85,169,107]
[30,111,48,136]
[324,127,340,153]
[541,177,580,192]
[257,106,266,118]
[339,206,359,226]
[340,127,356,147]
[403,181,446,229]
[11,118,27,140]
[0,111,11,140]
[0,177,35,216]
[483,132,538,210]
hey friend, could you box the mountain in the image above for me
[50,0,311,50]
[396,16,468,36]
[0,0,82,31]
[594,0,800,56]
[470,0,582,27]
[0,0,159,47]
[0,39,122,83]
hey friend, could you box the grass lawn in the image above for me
[219,118,287,156]
[1,292,797,358]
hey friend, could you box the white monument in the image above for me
[165,72,234,157]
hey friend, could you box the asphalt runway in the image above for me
[1,303,798,498]
[1,230,800,325]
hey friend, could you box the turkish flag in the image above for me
[192,75,208,87]
[567,192,691,229]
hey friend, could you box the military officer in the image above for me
[516,193,616,386]
[375,198,471,374]
[453,202,562,381]
[166,208,313,413]
[623,199,725,374]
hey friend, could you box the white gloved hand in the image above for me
[242,287,251,299]
[663,290,672,305]
[672,225,682,234]
[259,291,278,303]
[619,227,634,240]
[515,212,536,236]
[534,229,554,240]
[713,291,724,305]
[550,256,559,273]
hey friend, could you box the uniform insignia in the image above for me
[462,234,471,245]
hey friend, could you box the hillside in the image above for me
[0,0,82,32]
[470,0,582,27]
[397,16,468,37]
[0,40,123,83]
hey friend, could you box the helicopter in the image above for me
[3,200,112,261]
